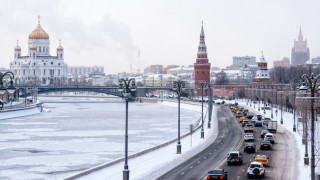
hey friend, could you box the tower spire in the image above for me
[298,26,303,41]
[17,40,19,46]
[200,21,204,35]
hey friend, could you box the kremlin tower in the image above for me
[194,22,211,96]
[254,51,270,83]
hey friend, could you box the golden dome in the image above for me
[29,46,37,50]
[14,40,21,51]
[28,16,49,40]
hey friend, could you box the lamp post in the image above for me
[208,83,213,128]
[118,77,136,180]
[173,80,186,154]
[299,73,320,180]
[292,84,297,132]
[0,72,16,106]
[198,80,207,139]
[280,85,283,124]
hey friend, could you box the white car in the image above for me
[244,124,254,132]
[247,162,265,178]
[251,116,258,123]
[244,133,254,141]
[264,133,275,143]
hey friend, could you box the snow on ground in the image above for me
[72,101,218,180]
[227,99,312,180]
[0,104,42,120]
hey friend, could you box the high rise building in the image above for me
[254,52,270,83]
[10,16,68,86]
[273,57,290,68]
[232,56,256,69]
[194,22,211,96]
[291,27,310,66]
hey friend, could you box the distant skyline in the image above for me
[0,0,320,74]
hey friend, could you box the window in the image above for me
[60,54,63,58]
[51,62,53,65]
[34,69,36,75]
[34,63,36,66]
[44,70,46,75]
[39,47,41,52]
[33,53,35,58]
[202,71,204,74]
[23,69,25,75]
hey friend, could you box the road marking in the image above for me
[209,153,212,155]
[190,166,193,169]
[181,172,184,175]
[197,161,200,164]
[237,176,240,179]
[242,169,245,172]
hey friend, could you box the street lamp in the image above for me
[280,85,283,124]
[173,80,186,154]
[0,71,16,106]
[198,80,207,139]
[118,77,136,180]
[299,73,320,180]
[207,83,213,129]
[292,84,297,132]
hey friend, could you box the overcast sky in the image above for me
[0,0,319,74]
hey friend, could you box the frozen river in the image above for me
[0,96,202,180]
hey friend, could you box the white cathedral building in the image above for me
[10,16,68,86]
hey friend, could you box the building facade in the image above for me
[291,28,310,66]
[10,16,68,86]
[194,23,211,96]
[232,56,256,69]
[68,66,104,76]
[273,57,290,68]
[312,57,320,64]
[254,52,270,83]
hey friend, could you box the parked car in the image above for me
[260,130,270,138]
[254,121,263,127]
[260,140,272,150]
[244,124,254,132]
[242,120,249,127]
[256,115,262,120]
[244,142,256,153]
[247,162,265,178]
[227,151,243,165]
[207,169,228,180]
[244,133,254,141]
[264,133,275,144]
[254,155,269,167]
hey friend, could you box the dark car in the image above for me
[255,121,263,127]
[227,151,243,165]
[247,115,254,119]
[260,140,272,150]
[244,143,256,153]
[207,169,228,180]
[260,130,270,138]
[257,115,262,120]
[236,112,243,118]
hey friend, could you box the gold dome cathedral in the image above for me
[28,16,49,39]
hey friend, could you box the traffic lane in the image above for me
[219,121,271,180]
[157,105,242,180]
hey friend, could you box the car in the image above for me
[260,140,272,150]
[243,109,249,113]
[254,121,263,127]
[247,114,254,119]
[251,116,258,123]
[236,112,243,118]
[244,133,254,141]
[207,169,228,180]
[254,155,269,167]
[244,124,254,132]
[256,115,262,120]
[244,142,256,153]
[239,117,246,123]
[242,120,249,126]
[260,130,270,138]
[247,162,265,178]
[227,151,243,165]
[263,117,272,125]
[264,133,275,144]
[238,107,244,112]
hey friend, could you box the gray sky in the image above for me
[0,0,319,74]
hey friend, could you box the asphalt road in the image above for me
[157,105,243,180]
[218,108,297,180]
[157,105,298,180]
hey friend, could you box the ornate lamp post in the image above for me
[198,80,207,139]
[0,72,16,107]
[299,73,320,180]
[118,77,136,180]
[280,85,283,124]
[208,83,213,128]
[173,80,186,154]
[292,84,297,132]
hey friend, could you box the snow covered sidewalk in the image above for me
[66,101,218,180]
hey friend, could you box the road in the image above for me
[157,105,243,180]
[218,109,297,179]
[158,105,297,180]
